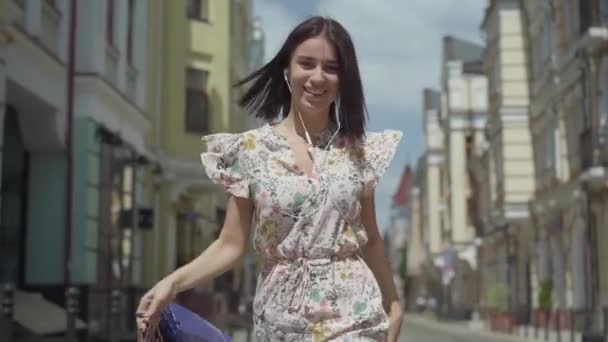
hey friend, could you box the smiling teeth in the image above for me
[306,89,324,96]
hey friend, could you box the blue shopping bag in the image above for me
[140,303,231,342]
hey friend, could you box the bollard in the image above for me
[603,306,607,342]
[65,287,80,342]
[535,309,539,339]
[555,310,562,342]
[1,283,15,341]
[570,309,575,342]
[110,289,123,342]
[545,310,549,341]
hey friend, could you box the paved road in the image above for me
[400,317,467,341]
[233,315,521,342]
[400,315,536,342]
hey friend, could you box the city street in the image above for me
[400,315,527,342]
[3,0,608,340]
[401,316,471,342]
[226,316,533,342]
[402,319,458,341]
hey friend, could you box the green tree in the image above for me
[483,283,509,312]
[538,279,553,311]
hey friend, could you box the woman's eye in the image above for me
[324,65,339,74]
[299,61,315,69]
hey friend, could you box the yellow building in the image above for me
[142,0,254,326]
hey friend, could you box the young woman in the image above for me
[137,16,403,341]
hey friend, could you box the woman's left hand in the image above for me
[386,301,403,342]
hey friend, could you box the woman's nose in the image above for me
[310,66,325,83]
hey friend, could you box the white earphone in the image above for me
[283,69,292,93]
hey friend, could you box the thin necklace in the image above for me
[296,111,340,155]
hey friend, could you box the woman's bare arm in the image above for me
[360,192,403,340]
[360,192,400,310]
[165,195,254,292]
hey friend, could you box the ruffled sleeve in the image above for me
[357,130,403,197]
[200,133,250,198]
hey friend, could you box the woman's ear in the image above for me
[283,69,291,93]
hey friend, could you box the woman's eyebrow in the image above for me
[295,55,339,64]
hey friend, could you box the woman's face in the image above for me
[286,35,339,115]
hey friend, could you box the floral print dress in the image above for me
[200,122,402,341]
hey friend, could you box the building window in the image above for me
[545,112,558,178]
[554,119,562,179]
[532,34,544,81]
[186,0,210,22]
[561,0,572,40]
[127,0,135,64]
[600,60,608,144]
[491,57,501,95]
[570,0,581,37]
[106,0,115,46]
[543,11,554,66]
[601,0,608,23]
[185,68,210,134]
[603,63,608,125]
[582,71,591,130]
[578,0,592,34]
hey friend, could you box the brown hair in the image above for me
[236,16,368,142]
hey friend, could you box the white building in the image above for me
[523,0,608,335]
[481,0,536,323]
[1,0,154,338]
[422,88,445,257]
[439,36,488,316]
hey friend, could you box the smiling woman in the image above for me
[137,16,403,342]
[236,16,367,143]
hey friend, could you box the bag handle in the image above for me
[137,325,163,342]
[136,313,163,342]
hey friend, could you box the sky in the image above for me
[252,0,486,234]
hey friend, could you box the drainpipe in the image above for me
[63,0,77,286]
[153,0,164,282]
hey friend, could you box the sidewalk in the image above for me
[405,314,584,342]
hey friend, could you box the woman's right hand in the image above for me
[136,278,178,332]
